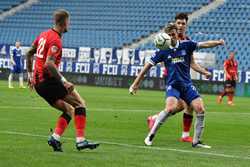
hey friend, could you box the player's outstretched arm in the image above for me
[198,39,224,49]
[129,63,153,95]
[26,45,37,89]
[190,55,211,78]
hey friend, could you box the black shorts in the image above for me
[224,80,236,88]
[34,78,68,105]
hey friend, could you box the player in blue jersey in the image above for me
[129,23,224,148]
[148,13,212,143]
[8,41,25,88]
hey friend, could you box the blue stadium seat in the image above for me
[0,0,209,48]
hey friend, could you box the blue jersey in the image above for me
[11,47,23,73]
[149,40,197,86]
[13,47,22,67]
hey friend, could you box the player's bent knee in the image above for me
[194,105,205,113]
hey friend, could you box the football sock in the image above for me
[53,112,71,141]
[19,73,24,87]
[193,112,205,144]
[227,91,234,103]
[148,111,171,139]
[182,112,193,138]
[8,73,13,87]
[74,107,86,142]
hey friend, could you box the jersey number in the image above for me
[37,38,46,58]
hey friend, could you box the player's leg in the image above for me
[34,78,73,152]
[180,101,194,143]
[51,99,74,140]
[147,97,184,130]
[148,99,194,143]
[147,76,169,129]
[18,72,25,88]
[227,81,236,106]
[48,99,74,152]
[8,72,14,88]
[144,86,179,146]
[182,85,210,148]
[63,89,86,142]
[63,89,99,150]
[217,80,229,103]
[190,97,210,148]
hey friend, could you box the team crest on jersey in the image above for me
[51,45,58,53]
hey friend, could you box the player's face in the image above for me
[229,52,235,59]
[167,29,178,46]
[175,19,187,35]
[15,42,20,48]
[63,18,70,33]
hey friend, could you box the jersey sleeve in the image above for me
[188,40,198,52]
[47,39,61,59]
[148,50,164,65]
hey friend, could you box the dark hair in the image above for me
[53,9,70,26]
[175,13,188,22]
[164,22,177,33]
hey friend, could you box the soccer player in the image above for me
[129,23,224,148]
[148,13,211,143]
[8,41,25,88]
[26,9,99,152]
[217,52,238,106]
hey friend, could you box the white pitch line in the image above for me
[0,130,250,161]
[0,105,250,115]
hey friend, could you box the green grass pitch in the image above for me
[0,81,249,167]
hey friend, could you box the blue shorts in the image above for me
[166,83,200,105]
[10,65,23,73]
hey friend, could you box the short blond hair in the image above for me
[164,22,177,33]
[53,9,69,26]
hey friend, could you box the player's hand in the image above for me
[218,39,225,45]
[129,84,139,95]
[204,71,212,79]
[27,72,34,90]
[64,81,74,93]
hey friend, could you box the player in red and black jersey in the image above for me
[217,52,238,106]
[26,9,99,152]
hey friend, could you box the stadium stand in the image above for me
[0,0,249,70]
[140,0,250,70]
[0,1,25,13]
[0,0,209,48]
[187,0,250,70]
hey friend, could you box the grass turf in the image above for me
[0,81,250,167]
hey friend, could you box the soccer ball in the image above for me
[154,33,171,50]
